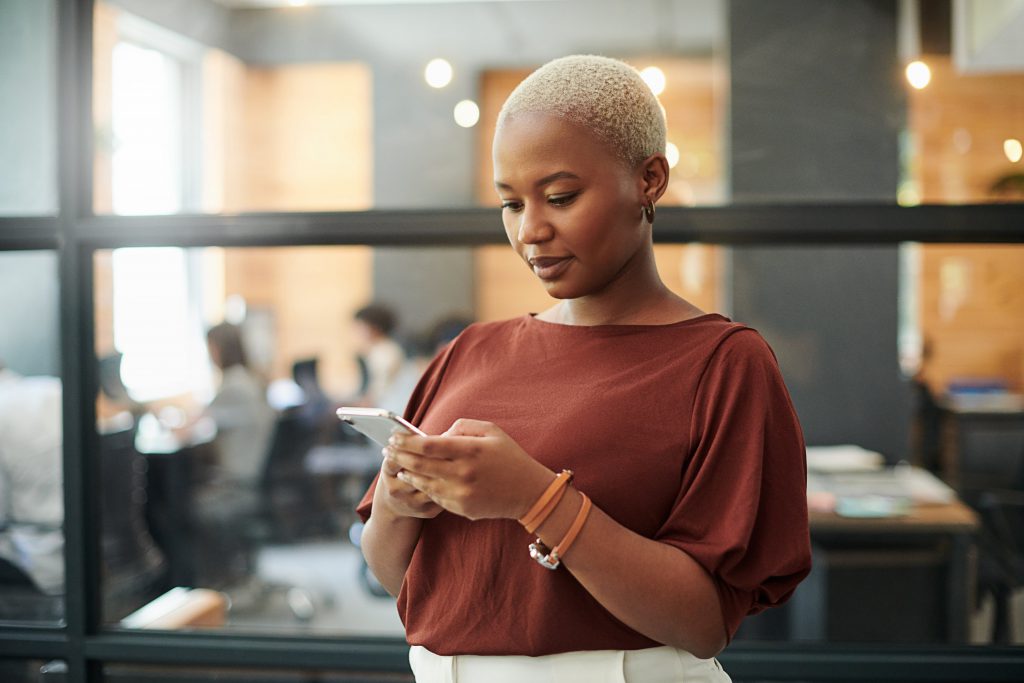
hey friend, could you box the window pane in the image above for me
[0,0,57,216]
[96,245,413,634]
[92,0,728,214]
[0,251,64,626]
[92,242,1024,646]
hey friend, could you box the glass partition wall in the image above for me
[1,0,1023,681]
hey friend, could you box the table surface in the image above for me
[810,499,978,533]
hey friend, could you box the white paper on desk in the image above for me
[805,444,885,473]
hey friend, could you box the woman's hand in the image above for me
[384,419,553,521]
[376,451,444,519]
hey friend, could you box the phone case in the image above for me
[336,407,425,446]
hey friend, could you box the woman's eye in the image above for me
[500,200,523,212]
[548,192,579,206]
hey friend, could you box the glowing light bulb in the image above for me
[665,142,680,169]
[906,61,931,90]
[640,66,666,96]
[454,99,480,128]
[1004,138,1023,163]
[425,58,453,89]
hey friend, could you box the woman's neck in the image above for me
[540,254,703,327]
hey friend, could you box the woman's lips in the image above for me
[529,256,573,281]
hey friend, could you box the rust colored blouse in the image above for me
[357,313,811,656]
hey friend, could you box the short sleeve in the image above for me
[355,338,459,524]
[653,328,812,642]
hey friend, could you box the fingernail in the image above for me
[396,471,409,482]
[381,446,390,458]
[390,434,405,447]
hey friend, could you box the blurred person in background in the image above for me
[0,360,64,596]
[351,304,406,408]
[196,322,275,493]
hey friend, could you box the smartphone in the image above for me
[336,407,426,446]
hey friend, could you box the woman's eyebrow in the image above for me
[494,171,581,191]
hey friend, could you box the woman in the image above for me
[358,55,811,682]
[201,322,275,486]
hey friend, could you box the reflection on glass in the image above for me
[0,0,57,216]
[0,251,63,626]
[0,660,64,683]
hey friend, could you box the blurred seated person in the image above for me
[377,315,473,417]
[0,360,64,596]
[174,324,275,587]
[180,323,275,506]
[351,304,405,408]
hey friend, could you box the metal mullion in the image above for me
[83,632,412,672]
[74,203,1024,248]
[0,629,69,659]
[76,634,1024,682]
[720,643,1024,682]
[0,217,61,250]
[76,208,504,247]
[56,0,96,682]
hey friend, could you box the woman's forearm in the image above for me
[534,488,727,659]
[360,490,426,596]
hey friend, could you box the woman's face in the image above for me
[492,112,649,300]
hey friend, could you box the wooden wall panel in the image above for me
[919,244,1024,392]
[237,63,372,212]
[223,246,373,396]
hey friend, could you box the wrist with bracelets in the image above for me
[517,469,594,570]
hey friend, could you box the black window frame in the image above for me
[0,1,1023,680]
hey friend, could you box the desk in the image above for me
[804,499,979,642]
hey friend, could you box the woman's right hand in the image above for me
[377,448,444,519]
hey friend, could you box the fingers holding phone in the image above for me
[378,442,443,519]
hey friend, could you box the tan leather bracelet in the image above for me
[518,470,573,532]
[529,493,593,570]
[522,478,571,535]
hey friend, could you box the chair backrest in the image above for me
[98,428,166,620]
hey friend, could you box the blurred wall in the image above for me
[0,0,57,215]
[728,0,911,461]
[0,252,60,378]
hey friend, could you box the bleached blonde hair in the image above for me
[496,54,666,168]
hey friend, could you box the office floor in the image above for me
[225,540,405,636]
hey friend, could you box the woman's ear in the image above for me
[638,153,670,205]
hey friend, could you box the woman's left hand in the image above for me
[384,419,554,521]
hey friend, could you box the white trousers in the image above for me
[409,645,732,683]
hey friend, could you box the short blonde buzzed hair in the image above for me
[496,54,666,168]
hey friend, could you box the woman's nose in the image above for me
[516,205,553,244]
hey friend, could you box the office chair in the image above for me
[99,427,168,622]
[0,557,63,624]
[194,407,323,622]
